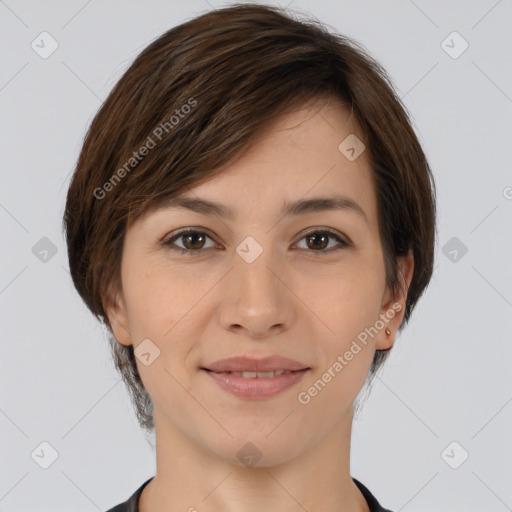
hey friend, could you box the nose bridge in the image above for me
[234,234,282,305]
[219,233,293,335]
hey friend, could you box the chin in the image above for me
[200,430,305,469]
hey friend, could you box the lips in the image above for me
[201,355,311,398]
[202,355,309,374]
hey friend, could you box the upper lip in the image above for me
[202,355,310,373]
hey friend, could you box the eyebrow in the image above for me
[162,194,368,223]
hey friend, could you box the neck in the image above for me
[139,409,369,512]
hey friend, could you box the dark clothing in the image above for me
[105,476,393,511]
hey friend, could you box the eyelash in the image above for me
[161,228,350,256]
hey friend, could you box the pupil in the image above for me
[185,233,204,249]
[308,233,328,250]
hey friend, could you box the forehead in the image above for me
[167,98,375,218]
[131,96,379,234]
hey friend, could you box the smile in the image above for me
[202,368,309,398]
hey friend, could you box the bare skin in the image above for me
[106,95,414,512]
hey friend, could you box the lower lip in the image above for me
[203,369,309,399]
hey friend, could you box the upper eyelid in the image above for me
[163,227,217,244]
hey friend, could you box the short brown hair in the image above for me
[63,3,437,432]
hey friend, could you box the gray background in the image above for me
[1,0,511,511]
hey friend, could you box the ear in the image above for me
[103,287,133,347]
[375,250,414,350]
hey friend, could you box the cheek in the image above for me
[123,262,198,336]
[308,277,380,394]
[317,266,383,327]
[123,264,209,375]
[312,272,384,380]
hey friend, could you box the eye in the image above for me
[293,229,350,254]
[162,227,350,255]
[162,229,218,255]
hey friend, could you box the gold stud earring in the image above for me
[385,328,391,336]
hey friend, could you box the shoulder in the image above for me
[352,477,394,512]
[104,477,154,512]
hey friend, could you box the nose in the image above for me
[217,242,296,339]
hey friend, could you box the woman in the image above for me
[63,4,437,511]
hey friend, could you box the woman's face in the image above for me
[108,96,412,466]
